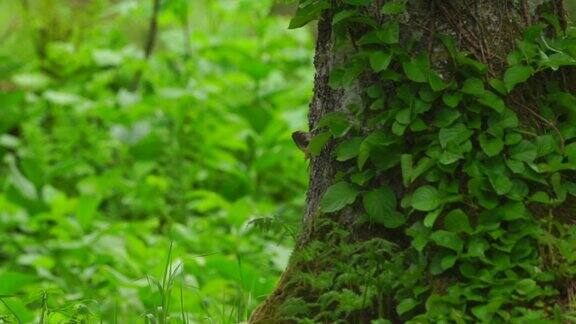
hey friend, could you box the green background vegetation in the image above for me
[0,0,313,322]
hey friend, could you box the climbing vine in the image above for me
[282,0,576,323]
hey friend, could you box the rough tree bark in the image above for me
[251,0,570,322]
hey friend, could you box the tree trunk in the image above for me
[251,0,573,322]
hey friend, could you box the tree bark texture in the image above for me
[250,0,570,322]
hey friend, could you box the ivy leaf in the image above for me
[566,142,576,163]
[439,123,472,148]
[321,182,358,213]
[309,132,332,157]
[380,21,399,44]
[363,187,405,228]
[509,140,537,162]
[381,0,407,15]
[461,78,485,96]
[515,279,537,295]
[535,135,556,157]
[412,185,442,211]
[406,221,431,252]
[332,9,357,25]
[467,236,489,258]
[357,131,395,170]
[440,254,457,270]
[443,92,463,108]
[428,70,446,91]
[369,51,393,72]
[336,137,363,161]
[430,230,464,252]
[318,112,350,137]
[289,0,330,29]
[489,78,507,95]
[444,209,472,233]
[402,58,427,83]
[479,134,504,157]
[503,65,534,92]
[423,208,442,227]
[396,298,417,316]
[478,91,505,113]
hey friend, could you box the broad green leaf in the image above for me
[444,209,472,233]
[443,92,463,108]
[336,137,363,161]
[309,132,332,157]
[403,58,427,83]
[467,236,488,257]
[479,134,504,157]
[542,52,576,70]
[424,208,442,227]
[478,91,505,113]
[396,298,417,315]
[500,201,527,221]
[509,140,537,162]
[0,270,36,295]
[440,254,457,270]
[472,301,503,322]
[515,279,537,295]
[363,187,405,228]
[382,0,407,15]
[535,135,556,157]
[406,221,431,252]
[428,70,446,91]
[489,78,507,95]
[358,131,395,169]
[430,230,464,252]
[395,108,411,124]
[289,0,330,29]
[566,142,576,163]
[530,191,551,204]
[380,21,400,44]
[461,78,484,96]
[412,185,441,211]
[488,173,513,196]
[332,9,357,25]
[321,182,358,213]
[369,51,393,72]
[503,65,534,92]
[318,112,350,137]
[439,123,472,148]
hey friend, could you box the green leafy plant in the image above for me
[281,0,576,322]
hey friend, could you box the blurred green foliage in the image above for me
[0,0,313,322]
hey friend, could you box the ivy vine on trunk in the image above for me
[251,0,576,323]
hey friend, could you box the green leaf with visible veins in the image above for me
[412,185,442,211]
[336,137,363,161]
[403,59,427,83]
[369,51,393,72]
[431,230,464,252]
[363,186,405,228]
[503,65,534,92]
[479,134,504,157]
[321,182,358,213]
[444,209,472,233]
